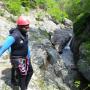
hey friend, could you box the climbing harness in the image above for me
[11,56,29,75]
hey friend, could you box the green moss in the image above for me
[81,42,90,64]
[73,12,90,36]
[83,42,90,50]
[0,10,4,16]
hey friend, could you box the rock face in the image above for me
[51,29,72,54]
[78,42,90,81]
[0,16,15,90]
[70,13,90,64]
[70,12,90,89]
[29,25,76,90]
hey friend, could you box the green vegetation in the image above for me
[3,0,30,16]
[45,0,68,23]
[0,9,5,16]
[73,12,90,36]
[63,0,82,21]
[3,0,68,23]
[81,42,90,64]
[33,0,68,23]
[56,0,90,21]
[74,80,90,90]
[2,0,90,22]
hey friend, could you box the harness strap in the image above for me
[11,56,29,75]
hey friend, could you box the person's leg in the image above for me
[25,64,33,88]
[11,66,17,85]
[11,67,19,90]
[16,68,27,90]
[20,76,26,90]
[11,59,19,86]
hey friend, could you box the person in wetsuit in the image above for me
[0,16,33,90]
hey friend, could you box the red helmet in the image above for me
[16,16,30,25]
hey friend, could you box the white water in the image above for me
[61,38,75,67]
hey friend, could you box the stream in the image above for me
[61,38,75,67]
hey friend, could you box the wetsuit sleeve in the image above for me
[0,36,15,56]
[27,47,30,59]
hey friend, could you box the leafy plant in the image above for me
[45,0,68,23]
[35,0,46,9]
[74,80,90,90]
[29,0,68,23]
[3,0,30,16]
[0,10,4,16]
[74,80,80,88]
[4,0,21,15]
[73,12,90,36]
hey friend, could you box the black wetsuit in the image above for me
[10,28,33,90]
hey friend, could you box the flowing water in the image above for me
[61,38,75,67]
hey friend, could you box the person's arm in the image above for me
[0,36,15,56]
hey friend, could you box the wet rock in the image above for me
[51,29,72,53]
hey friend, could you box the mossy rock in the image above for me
[79,42,90,64]
[78,42,90,81]
[73,12,90,36]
